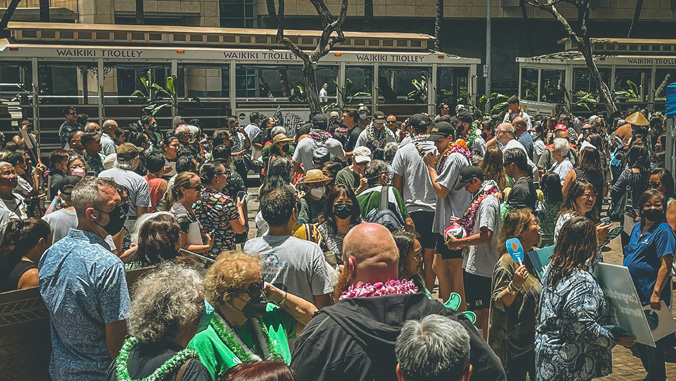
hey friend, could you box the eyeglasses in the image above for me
[228,280,264,299]
[580,193,596,199]
[649,182,662,189]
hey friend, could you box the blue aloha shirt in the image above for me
[194,187,240,258]
[39,228,130,381]
[535,269,615,380]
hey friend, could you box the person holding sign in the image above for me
[536,217,635,381]
[623,189,675,381]
[489,208,542,380]
[165,171,214,255]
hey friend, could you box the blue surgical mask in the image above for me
[196,300,214,334]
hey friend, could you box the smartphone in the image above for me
[237,191,248,201]
[602,217,610,225]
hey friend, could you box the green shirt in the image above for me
[357,184,410,219]
[298,196,324,224]
[335,166,360,192]
[188,303,296,379]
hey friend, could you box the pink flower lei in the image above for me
[339,279,418,300]
[308,129,332,142]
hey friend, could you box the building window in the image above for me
[220,0,255,28]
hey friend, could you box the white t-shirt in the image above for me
[432,152,472,234]
[243,235,333,304]
[391,139,437,214]
[355,128,396,149]
[98,167,151,217]
[292,136,345,173]
[463,195,500,277]
[550,158,574,186]
[42,208,78,243]
[319,88,328,103]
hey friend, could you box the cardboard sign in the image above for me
[526,245,554,280]
[177,249,214,275]
[593,262,655,347]
[643,301,676,342]
[624,214,636,236]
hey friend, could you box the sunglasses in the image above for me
[649,182,662,189]
[185,185,204,192]
[228,280,264,299]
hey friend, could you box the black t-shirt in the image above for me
[106,341,211,381]
[346,126,364,152]
[507,176,537,211]
[48,171,65,200]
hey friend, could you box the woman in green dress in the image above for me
[188,251,317,379]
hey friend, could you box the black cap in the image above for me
[409,113,429,131]
[457,110,473,124]
[312,113,328,130]
[454,166,484,190]
[60,175,82,193]
[373,111,386,123]
[427,122,455,141]
[312,146,330,164]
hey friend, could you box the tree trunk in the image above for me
[39,0,50,22]
[519,0,534,56]
[434,0,443,51]
[135,0,144,25]
[627,0,643,38]
[364,0,373,32]
[303,61,321,114]
[0,0,22,34]
[578,40,617,115]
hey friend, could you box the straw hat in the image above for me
[299,169,332,184]
[272,133,293,145]
[625,112,649,126]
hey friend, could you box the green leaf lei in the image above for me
[466,122,479,149]
[210,313,282,363]
[115,337,197,381]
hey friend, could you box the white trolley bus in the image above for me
[516,38,676,116]
[0,22,480,152]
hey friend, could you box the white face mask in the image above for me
[310,187,326,199]
[71,167,86,177]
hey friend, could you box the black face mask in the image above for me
[241,291,268,319]
[642,208,663,222]
[334,204,353,220]
[96,205,126,236]
[282,144,290,153]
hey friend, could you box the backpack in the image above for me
[365,185,405,232]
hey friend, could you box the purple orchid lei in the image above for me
[339,279,419,301]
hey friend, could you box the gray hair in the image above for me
[71,176,118,218]
[128,262,204,343]
[365,159,389,185]
[0,161,11,169]
[497,122,515,136]
[395,314,471,381]
[384,142,399,162]
[553,138,570,156]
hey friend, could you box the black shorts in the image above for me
[436,234,463,259]
[463,270,491,311]
[410,211,436,249]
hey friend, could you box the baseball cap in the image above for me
[409,113,429,130]
[373,111,386,124]
[312,147,330,165]
[312,113,328,130]
[353,146,372,164]
[454,166,484,190]
[60,175,82,193]
[116,142,143,162]
[456,110,473,124]
[554,124,568,132]
[427,122,455,141]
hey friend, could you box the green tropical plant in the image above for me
[289,81,307,103]
[321,79,371,113]
[614,80,640,102]
[567,90,597,111]
[474,92,509,120]
[406,76,428,104]
[132,74,180,115]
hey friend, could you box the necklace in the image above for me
[435,144,453,172]
[339,279,418,300]
[115,337,197,381]
[366,123,393,149]
[210,312,282,363]
[461,180,501,233]
[308,129,332,142]
[465,122,480,149]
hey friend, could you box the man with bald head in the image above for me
[513,117,533,159]
[100,119,119,156]
[290,223,506,381]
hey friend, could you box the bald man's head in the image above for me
[342,223,399,286]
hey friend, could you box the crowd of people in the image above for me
[0,96,673,381]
